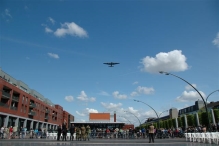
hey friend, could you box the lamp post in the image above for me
[206,90,219,103]
[124,111,141,127]
[133,99,162,128]
[159,71,211,130]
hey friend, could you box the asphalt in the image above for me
[0,138,217,146]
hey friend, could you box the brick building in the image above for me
[0,68,74,130]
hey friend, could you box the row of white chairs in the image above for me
[185,132,219,144]
[46,133,76,140]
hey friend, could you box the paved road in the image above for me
[0,138,216,146]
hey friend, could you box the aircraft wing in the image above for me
[112,63,119,65]
[103,63,111,65]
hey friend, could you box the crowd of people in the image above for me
[1,120,218,141]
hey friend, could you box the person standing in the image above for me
[86,125,91,141]
[57,125,62,141]
[148,123,154,143]
[69,124,75,141]
[62,120,67,141]
[81,125,86,141]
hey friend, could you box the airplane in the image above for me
[103,62,120,67]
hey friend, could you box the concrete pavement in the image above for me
[0,138,216,146]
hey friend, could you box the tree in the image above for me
[187,114,194,127]
[213,109,219,123]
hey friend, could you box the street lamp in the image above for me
[159,71,211,130]
[133,99,163,128]
[159,110,169,118]
[206,90,219,103]
[124,111,141,127]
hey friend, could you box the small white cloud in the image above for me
[175,90,206,102]
[48,53,59,59]
[65,95,74,102]
[45,27,53,33]
[136,86,154,94]
[131,86,154,97]
[101,102,123,110]
[48,17,55,25]
[133,81,138,85]
[140,50,188,73]
[98,91,110,96]
[185,84,197,91]
[212,32,219,48]
[130,91,139,97]
[5,9,12,18]
[76,111,86,116]
[77,91,96,102]
[54,22,88,38]
[112,91,127,99]
[85,108,98,113]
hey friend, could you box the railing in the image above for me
[12,96,19,102]
[29,103,36,108]
[28,111,36,116]
[45,109,50,113]
[0,102,9,108]
[2,90,11,99]
[10,106,17,110]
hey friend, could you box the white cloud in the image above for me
[101,102,123,110]
[76,108,98,117]
[5,9,12,18]
[133,81,138,85]
[65,95,74,102]
[54,22,88,38]
[45,27,53,33]
[77,91,96,102]
[130,91,139,97]
[185,84,197,91]
[212,32,219,48]
[136,86,154,94]
[76,111,86,116]
[98,91,110,96]
[112,91,127,99]
[48,53,59,59]
[48,17,55,25]
[175,90,206,102]
[131,86,154,97]
[140,50,188,73]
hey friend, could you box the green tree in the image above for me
[214,109,219,122]
[181,116,185,127]
[178,117,182,127]
[172,119,176,128]
[187,114,194,127]
[168,119,173,128]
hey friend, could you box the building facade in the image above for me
[0,68,74,131]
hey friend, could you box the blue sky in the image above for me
[0,0,219,126]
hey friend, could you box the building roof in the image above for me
[89,113,110,120]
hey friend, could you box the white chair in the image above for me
[210,132,217,144]
[46,132,50,139]
[191,133,196,142]
[73,133,76,140]
[195,133,201,142]
[205,132,211,143]
[53,133,57,140]
[186,133,192,142]
[199,133,205,143]
[66,133,70,140]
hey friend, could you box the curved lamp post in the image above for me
[206,90,219,103]
[159,71,211,130]
[119,116,132,124]
[133,99,163,128]
[124,111,141,127]
[159,110,169,118]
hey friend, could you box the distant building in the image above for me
[71,112,125,130]
[179,100,205,116]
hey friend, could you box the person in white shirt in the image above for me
[0,127,4,139]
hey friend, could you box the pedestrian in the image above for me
[62,120,67,141]
[148,123,154,143]
[9,126,13,139]
[69,123,75,141]
[57,125,62,141]
[86,125,91,141]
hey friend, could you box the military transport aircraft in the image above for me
[103,62,120,67]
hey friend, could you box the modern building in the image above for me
[0,68,74,131]
[178,100,205,116]
[71,112,125,130]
